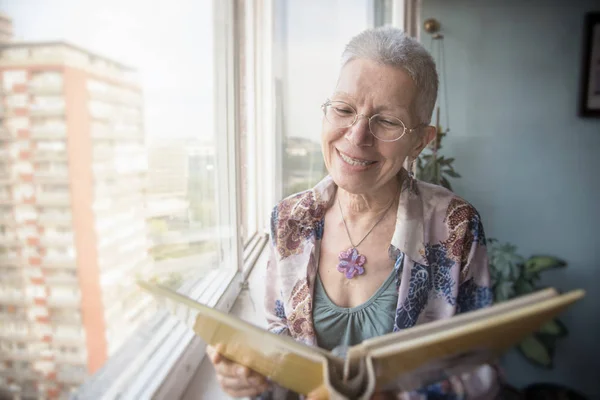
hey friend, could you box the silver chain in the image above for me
[336,188,399,249]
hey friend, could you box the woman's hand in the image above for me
[206,344,270,398]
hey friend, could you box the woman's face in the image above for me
[321,58,429,195]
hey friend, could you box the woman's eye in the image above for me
[379,119,399,127]
[333,107,353,115]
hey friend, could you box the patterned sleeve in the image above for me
[264,242,290,336]
[405,205,502,400]
[253,207,296,400]
[264,205,291,337]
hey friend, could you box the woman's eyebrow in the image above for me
[331,91,355,101]
[331,91,409,115]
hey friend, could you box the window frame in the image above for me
[73,0,274,398]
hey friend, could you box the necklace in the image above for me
[336,188,398,279]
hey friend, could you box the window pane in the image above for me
[0,1,234,398]
[274,0,374,197]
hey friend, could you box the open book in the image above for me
[137,281,584,399]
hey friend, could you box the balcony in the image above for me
[33,149,68,162]
[0,251,20,265]
[30,125,67,140]
[0,350,39,362]
[38,212,72,226]
[0,213,16,227]
[0,167,11,181]
[0,195,13,206]
[28,81,63,95]
[54,352,86,365]
[47,294,81,308]
[0,126,13,141]
[57,369,87,384]
[33,171,69,184]
[0,148,10,160]
[29,105,66,118]
[49,310,82,324]
[0,232,19,247]
[36,192,71,206]
[42,257,76,270]
[0,290,26,305]
[40,233,74,247]
[2,367,39,381]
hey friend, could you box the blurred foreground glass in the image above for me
[0,1,233,398]
[274,0,375,197]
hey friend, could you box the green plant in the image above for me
[487,239,568,368]
[416,114,460,191]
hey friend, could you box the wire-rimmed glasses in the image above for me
[321,99,421,142]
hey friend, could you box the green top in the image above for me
[313,270,399,351]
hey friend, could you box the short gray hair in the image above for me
[341,27,438,126]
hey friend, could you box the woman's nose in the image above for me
[345,114,373,147]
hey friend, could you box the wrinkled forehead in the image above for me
[334,58,417,112]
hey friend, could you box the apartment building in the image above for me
[147,140,189,199]
[0,32,154,398]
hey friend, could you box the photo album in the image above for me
[137,281,584,399]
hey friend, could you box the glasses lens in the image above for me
[369,114,406,141]
[324,101,356,128]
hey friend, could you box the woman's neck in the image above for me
[336,178,401,222]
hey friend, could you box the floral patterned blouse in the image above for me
[260,169,501,400]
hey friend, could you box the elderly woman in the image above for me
[207,27,500,399]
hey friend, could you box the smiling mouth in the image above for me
[337,149,377,167]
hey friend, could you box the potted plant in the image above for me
[487,240,568,368]
[416,109,460,191]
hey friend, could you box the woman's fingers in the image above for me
[213,357,248,378]
[225,386,270,398]
[306,385,329,400]
[207,343,270,396]
[218,373,268,392]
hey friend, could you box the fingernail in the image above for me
[237,366,245,375]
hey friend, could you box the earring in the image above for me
[408,158,416,192]
[408,158,415,178]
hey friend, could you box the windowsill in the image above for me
[181,240,270,400]
[74,234,268,400]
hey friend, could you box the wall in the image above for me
[421,0,600,397]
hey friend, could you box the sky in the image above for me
[2,0,214,139]
[1,0,373,141]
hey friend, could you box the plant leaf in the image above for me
[538,319,568,338]
[524,255,567,274]
[495,281,514,302]
[514,278,534,295]
[443,169,461,178]
[440,176,452,191]
[518,335,553,368]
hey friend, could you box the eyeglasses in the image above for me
[321,99,421,142]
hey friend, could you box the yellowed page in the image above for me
[137,281,338,395]
[369,290,584,391]
[356,288,558,353]
[344,288,558,380]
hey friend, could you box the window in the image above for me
[4,93,28,108]
[1,0,254,399]
[2,70,27,90]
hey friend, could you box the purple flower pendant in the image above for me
[337,247,366,279]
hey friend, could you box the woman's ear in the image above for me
[410,125,437,158]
